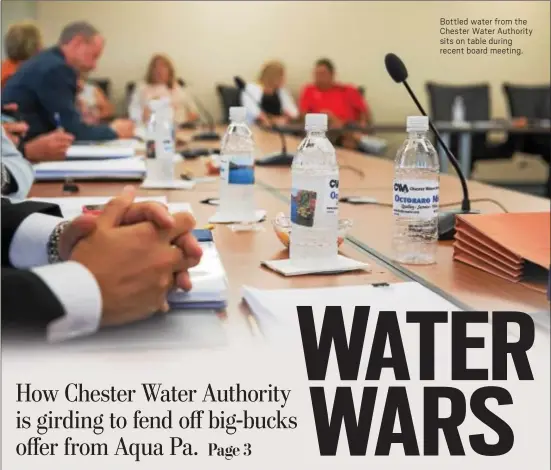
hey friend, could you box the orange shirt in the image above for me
[1,59,20,89]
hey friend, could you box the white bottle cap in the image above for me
[406,116,429,132]
[305,113,328,131]
[229,106,247,122]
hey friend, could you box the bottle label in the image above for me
[221,154,255,185]
[146,139,156,159]
[291,176,339,228]
[393,179,439,218]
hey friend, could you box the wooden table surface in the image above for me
[29,125,550,340]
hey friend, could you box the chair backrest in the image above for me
[216,85,241,123]
[90,78,111,98]
[425,82,491,121]
[502,83,551,119]
[425,82,492,160]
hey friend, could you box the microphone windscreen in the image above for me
[384,53,408,83]
[234,76,246,90]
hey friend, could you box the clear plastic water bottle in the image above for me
[392,116,439,265]
[218,106,256,220]
[452,95,466,123]
[150,97,175,180]
[290,113,339,264]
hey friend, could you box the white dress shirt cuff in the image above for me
[31,262,103,342]
[9,213,64,268]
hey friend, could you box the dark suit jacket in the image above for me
[2,199,67,328]
[1,47,117,142]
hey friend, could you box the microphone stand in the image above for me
[401,79,479,239]
[189,91,219,141]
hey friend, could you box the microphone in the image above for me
[233,75,294,166]
[384,53,478,240]
[180,80,219,141]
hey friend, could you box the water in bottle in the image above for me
[392,116,439,265]
[218,106,256,220]
[290,113,339,265]
[146,98,175,181]
[452,95,466,123]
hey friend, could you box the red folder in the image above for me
[453,212,550,293]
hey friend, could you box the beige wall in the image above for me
[34,1,551,122]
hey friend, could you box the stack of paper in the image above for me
[243,282,461,339]
[33,157,146,181]
[168,241,228,310]
[453,213,550,293]
[67,142,136,159]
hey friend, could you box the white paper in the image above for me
[261,255,369,276]
[33,157,146,180]
[141,179,196,190]
[242,281,461,337]
[209,209,266,224]
[29,196,193,219]
[67,144,135,159]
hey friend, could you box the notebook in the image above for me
[168,232,228,310]
[33,157,146,181]
[453,212,550,293]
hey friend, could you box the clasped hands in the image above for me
[58,186,203,327]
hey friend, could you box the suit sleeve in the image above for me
[1,200,62,267]
[38,65,117,141]
[1,267,65,327]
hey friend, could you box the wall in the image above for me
[1,0,37,58]
[27,1,551,123]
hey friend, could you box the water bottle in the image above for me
[146,98,175,180]
[218,106,256,220]
[290,113,339,264]
[452,95,466,123]
[392,116,439,265]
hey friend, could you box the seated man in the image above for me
[299,58,379,152]
[2,188,203,342]
[299,58,371,128]
[2,21,133,143]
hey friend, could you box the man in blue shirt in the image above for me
[2,21,134,142]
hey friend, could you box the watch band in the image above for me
[47,221,70,263]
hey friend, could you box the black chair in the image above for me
[502,83,551,119]
[425,82,514,170]
[216,85,241,123]
[90,78,111,98]
[502,83,551,197]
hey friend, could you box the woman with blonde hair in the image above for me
[128,54,199,126]
[241,60,298,127]
[1,21,42,88]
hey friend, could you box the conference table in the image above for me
[28,126,551,346]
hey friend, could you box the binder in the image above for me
[453,212,550,293]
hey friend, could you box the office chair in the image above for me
[426,82,515,171]
[503,83,551,197]
[216,85,241,123]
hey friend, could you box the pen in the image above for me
[54,112,63,131]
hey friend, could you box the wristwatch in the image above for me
[47,221,70,263]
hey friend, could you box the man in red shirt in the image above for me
[299,58,371,128]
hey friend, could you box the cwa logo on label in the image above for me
[394,182,409,193]
[329,179,339,200]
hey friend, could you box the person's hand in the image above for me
[110,119,135,138]
[2,103,28,146]
[70,190,198,327]
[23,130,75,161]
[272,115,289,127]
